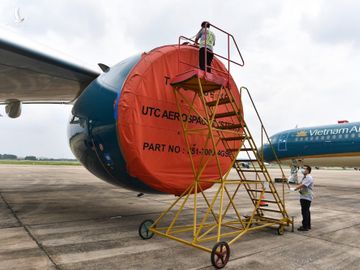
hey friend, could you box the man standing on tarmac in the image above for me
[195,21,216,72]
[290,165,314,231]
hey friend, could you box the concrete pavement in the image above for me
[0,165,359,269]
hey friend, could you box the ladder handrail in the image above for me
[177,36,228,76]
[177,36,242,75]
[177,22,245,79]
[219,86,289,217]
[239,86,290,189]
[208,23,245,67]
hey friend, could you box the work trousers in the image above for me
[300,199,311,229]
[199,47,214,72]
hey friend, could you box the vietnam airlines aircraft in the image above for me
[262,121,360,168]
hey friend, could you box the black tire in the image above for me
[211,241,230,269]
[277,225,285,235]
[138,219,155,240]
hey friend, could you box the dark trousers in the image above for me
[199,47,214,72]
[300,199,311,229]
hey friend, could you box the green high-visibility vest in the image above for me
[200,30,215,49]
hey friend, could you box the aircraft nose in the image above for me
[259,143,276,163]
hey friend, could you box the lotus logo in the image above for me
[296,130,308,137]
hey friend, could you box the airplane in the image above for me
[261,121,360,169]
[0,30,241,196]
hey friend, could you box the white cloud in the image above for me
[0,0,359,158]
[302,0,360,46]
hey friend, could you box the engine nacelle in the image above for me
[68,54,153,192]
[68,45,241,195]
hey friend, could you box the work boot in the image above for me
[297,226,309,231]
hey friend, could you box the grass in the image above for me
[0,160,81,166]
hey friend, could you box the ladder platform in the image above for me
[170,69,228,92]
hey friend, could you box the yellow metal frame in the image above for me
[147,77,292,254]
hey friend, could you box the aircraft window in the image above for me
[344,134,348,139]
[295,138,298,142]
[332,135,337,139]
[326,135,331,140]
[351,134,355,138]
[300,137,304,141]
[339,134,343,139]
[358,133,360,138]
[321,136,325,140]
[315,136,319,140]
[310,137,314,141]
[305,137,308,141]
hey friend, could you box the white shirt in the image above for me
[299,174,314,201]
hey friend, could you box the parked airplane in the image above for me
[261,121,360,168]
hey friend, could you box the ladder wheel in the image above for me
[277,225,285,235]
[211,241,230,269]
[139,219,155,240]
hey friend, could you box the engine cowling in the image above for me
[68,45,242,195]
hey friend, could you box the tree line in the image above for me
[0,154,76,161]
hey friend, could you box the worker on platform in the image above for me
[290,165,314,231]
[195,21,216,72]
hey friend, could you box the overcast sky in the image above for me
[0,0,359,158]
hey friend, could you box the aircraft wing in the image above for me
[0,34,100,105]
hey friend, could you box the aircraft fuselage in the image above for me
[262,122,360,167]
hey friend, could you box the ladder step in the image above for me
[241,180,264,184]
[274,178,288,183]
[224,179,263,184]
[258,208,283,213]
[215,124,244,130]
[252,199,278,203]
[241,169,264,173]
[247,189,273,194]
[213,111,238,119]
[222,136,245,141]
[236,159,258,163]
[201,87,221,93]
[253,215,287,224]
[239,148,254,151]
[206,98,232,107]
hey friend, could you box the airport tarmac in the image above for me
[0,164,359,270]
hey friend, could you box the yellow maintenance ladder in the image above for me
[138,24,292,269]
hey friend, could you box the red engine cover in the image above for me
[117,45,242,195]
